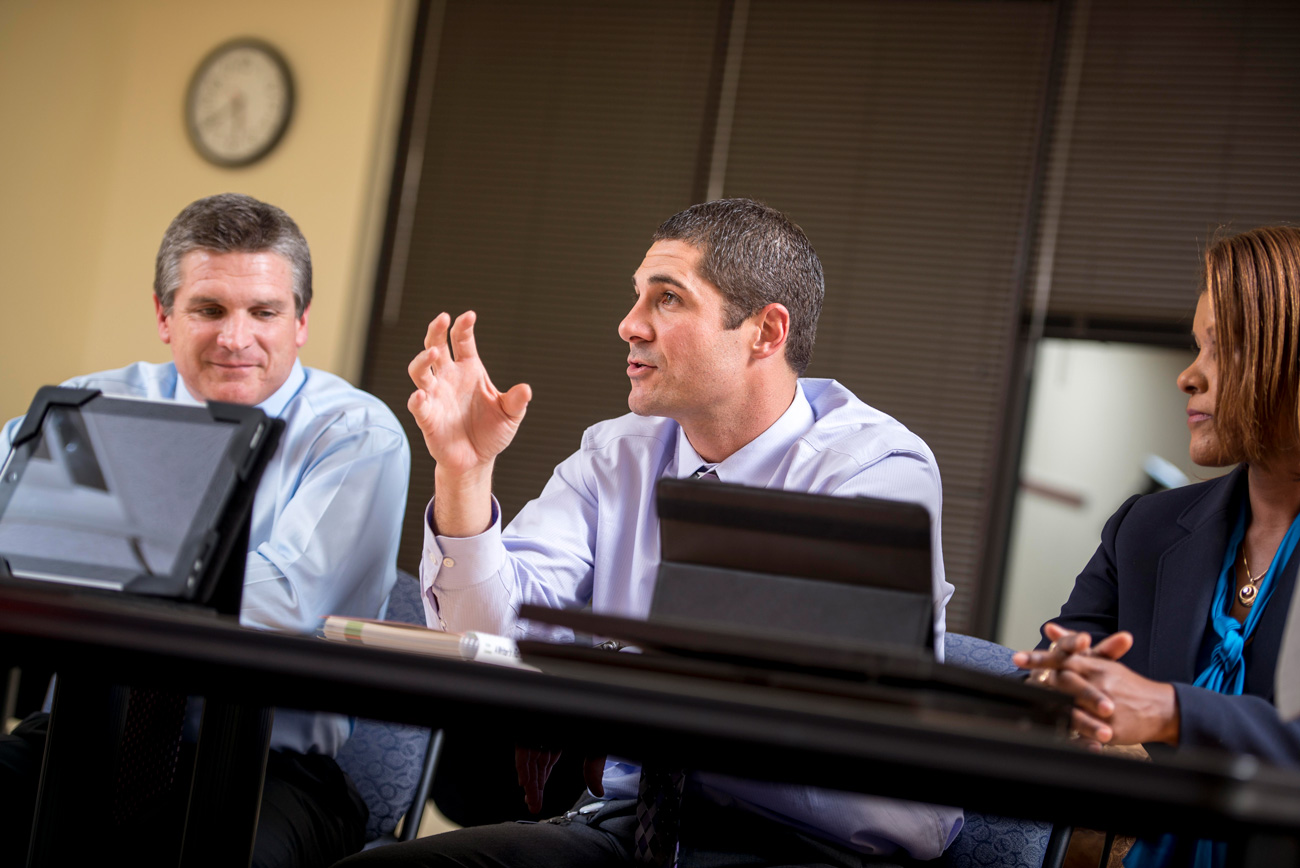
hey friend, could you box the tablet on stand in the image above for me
[0,385,284,866]
[0,385,282,614]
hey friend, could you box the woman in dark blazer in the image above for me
[1014,226,1300,865]
[1028,462,1300,761]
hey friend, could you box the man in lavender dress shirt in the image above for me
[339,199,959,868]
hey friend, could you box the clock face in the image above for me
[186,39,294,167]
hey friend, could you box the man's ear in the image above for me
[295,304,311,349]
[155,296,172,344]
[751,303,790,361]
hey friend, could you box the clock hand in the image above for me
[229,92,247,149]
[198,97,236,131]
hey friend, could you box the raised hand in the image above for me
[408,312,531,536]
[408,312,532,472]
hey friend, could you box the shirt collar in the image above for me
[671,382,813,483]
[172,358,306,419]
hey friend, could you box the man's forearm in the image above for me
[432,462,496,538]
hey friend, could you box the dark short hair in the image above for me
[653,199,824,375]
[154,193,312,317]
[1205,225,1300,463]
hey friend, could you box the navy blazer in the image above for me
[1044,465,1300,764]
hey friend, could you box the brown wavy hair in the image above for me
[1206,225,1300,464]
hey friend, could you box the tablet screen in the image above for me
[0,400,241,590]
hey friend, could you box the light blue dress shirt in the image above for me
[4,359,411,756]
[421,378,962,860]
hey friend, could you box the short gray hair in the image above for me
[653,199,824,375]
[154,193,312,317]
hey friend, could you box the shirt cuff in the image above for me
[421,496,506,593]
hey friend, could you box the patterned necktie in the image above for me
[633,763,686,866]
[634,466,714,865]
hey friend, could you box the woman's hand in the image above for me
[1013,623,1099,683]
[1014,624,1111,750]
[1055,652,1180,746]
[1014,624,1180,747]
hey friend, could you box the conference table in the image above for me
[4,582,1300,867]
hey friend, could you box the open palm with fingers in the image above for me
[407,311,533,473]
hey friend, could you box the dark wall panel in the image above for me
[1046,0,1300,325]
[363,1,722,575]
[722,0,1054,632]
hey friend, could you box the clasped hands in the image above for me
[1013,624,1180,750]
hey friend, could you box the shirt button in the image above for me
[442,557,455,568]
[439,619,447,630]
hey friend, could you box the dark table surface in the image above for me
[4,581,1300,844]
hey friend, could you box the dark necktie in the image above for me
[633,466,716,865]
[633,763,686,866]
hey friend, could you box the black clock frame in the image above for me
[184,37,296,169]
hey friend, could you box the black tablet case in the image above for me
[652,477,935,651]
[0,386,283,614]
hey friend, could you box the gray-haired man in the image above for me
[0,193,410,868]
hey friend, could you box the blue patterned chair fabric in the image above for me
[334,569,435,842]
[943,633,1022,678]
[939,633,1050,868]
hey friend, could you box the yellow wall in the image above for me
[0,0,416,419]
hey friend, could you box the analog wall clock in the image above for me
[185,38,295,168]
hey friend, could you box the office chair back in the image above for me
[941,633,1069,868]
[334,569,442,845]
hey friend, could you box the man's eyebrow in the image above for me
[631,273,692,292]
[184,294,289,309]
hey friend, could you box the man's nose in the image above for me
[217,314,253,350]
[618,300,650,343]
